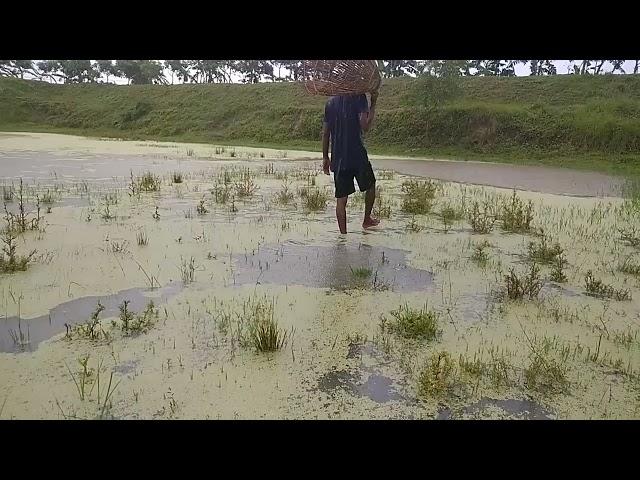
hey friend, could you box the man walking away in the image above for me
[322,90,379,234]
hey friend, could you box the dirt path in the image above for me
[371,158,624,197]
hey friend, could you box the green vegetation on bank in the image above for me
[1,75,640,175]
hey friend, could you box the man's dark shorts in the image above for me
[333,161,376,198]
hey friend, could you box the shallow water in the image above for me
[0,282,182,353]
[230,241,434,292]
[375,158,623,198]
[437,397,555,420]
[1,133,638,420]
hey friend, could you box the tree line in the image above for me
[0,60,638,85]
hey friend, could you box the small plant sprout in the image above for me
[384,303,440,341]
[275,180,295,205]
[0,227,36,273]
[405,217,423,233]
[2,185,14,203]
[172,172,184,183]
[350,265,372,280]
[468,201,496,234]
[584,270,631,301]
[110,240,128,254]
[418,351,457,399]
[180,256,196,284]
[100,200,115,221]
[114,300,158,335]
[373,187,392,219]
[619,257,640,277]
[471,240,491,266]
[41,189,54,205]
[138,171,161,192]
[66,302,107,341]
[550,254,568,283]
[196,198,209,215]
[304,188,328,211]
[152,206,160,220]
[136,231,148,246]
[401,180,437,214]
[234,168,258,198]
[618,227,640,247]
[501,190,534,233]
[503,263,542,301]
[243,297,289,352]
[528,234,564,264]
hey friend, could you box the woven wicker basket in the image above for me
[302,60,381,96]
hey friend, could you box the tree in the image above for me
[419,60,466,77]
[60,60,99,83]
[469,60,519,76]
[281,60,303,81]
[34,60,98,83]
[115,60,166,85]
[188,60,228,83]
[271,60,289,81]
[164,60,193,84]
[570,60,618,75]
[380,60,420,77]
[235,60,273,83]
[442,60,471,77]
[0,60,38,79]
[95,60,120,83]
[36,60,64,82]
[499,60,525,76]
[608,60,626,74]
[262,61,275,82]
[529,60,557,76]
[635,60,639,74]
[572,60,593,75]
[593,60,608,74]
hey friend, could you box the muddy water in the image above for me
[230,241,434,292]
[437,397,555,420]
[0,132,623,197]
[0,151,232,183]
[1,132,639,420]
[373,158,623,197]
[0,282,181,353]
[318,341,409,404]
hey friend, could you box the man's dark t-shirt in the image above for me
[324,94,369,173]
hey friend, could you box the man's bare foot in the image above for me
[363,217,380,229]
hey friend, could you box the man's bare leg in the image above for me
[336,196,348,234]
[363,185,380,229]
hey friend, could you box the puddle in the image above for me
[0,282,182,353]
[317,340,408,404]
[437,397,555,420]
[231,242,434,292]
[317,368,404,404]
[357,374,405,403]
[113,359,140,376]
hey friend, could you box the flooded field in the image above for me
[1,132,639,420]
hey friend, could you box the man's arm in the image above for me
[322,121,330,175]
[359,90,378,132]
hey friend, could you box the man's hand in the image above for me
[322,157,330,175]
